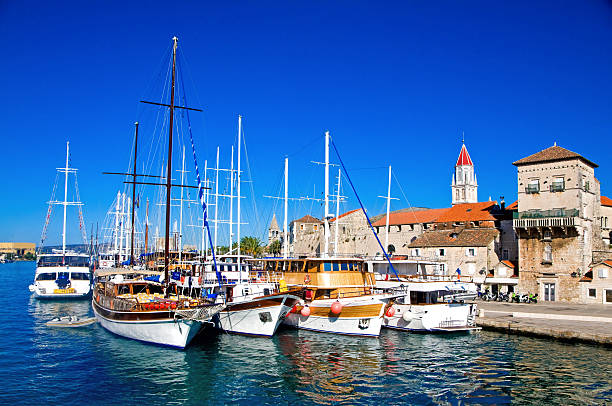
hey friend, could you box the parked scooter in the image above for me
[510,292,521,303]
[528,293,538,303]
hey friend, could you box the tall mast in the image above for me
[229,145,234,251]
[163,36,178,285]
[62,141,69,260]
[113,190,120,257]
[119,193,125,263]
[203,159,208,256]
[237,115,242,280]
[130,122,139,266]
[144,198,149,254]
[178,146,185,263]
[214,146,220,255]
[283,157,289,259]
[324,131,330,258]
[334,168,341,256]
[384,165,392,254]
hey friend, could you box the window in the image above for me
[598,268,609,279]
[300,224,304,231]
[605,289,612,304]
[36,272,56,281]
[313,224,318,231]
[544,283,556,301]
[588,288,597,298]
[411,248,421,256]
[526,179,540,194]
[502,249,509,260]
[543,244,552,264]
[438,248,445,256]
[466,248,476,257]
[439,263,446,274]
[543,230,552,241]
[551,177,565,192]
[71,272,90,281]
[397,225,402,232]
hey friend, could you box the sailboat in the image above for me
[29,142,92,299]
[92,37,223,349]
[198,116,301,337]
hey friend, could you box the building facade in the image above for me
[0,242,36,257]
[512,145,611,303]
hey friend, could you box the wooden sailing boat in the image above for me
[92,37,223,349]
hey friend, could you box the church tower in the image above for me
[267,214,281,245]
[451,141,478,205]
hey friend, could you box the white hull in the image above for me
[383,302,477,332]
[283,297,388,337]
[216,295,298,337]
[31,264,92,299]
[93,304,204,349]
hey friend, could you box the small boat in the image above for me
[46,316,97,327]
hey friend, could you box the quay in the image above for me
[476,302,612,347]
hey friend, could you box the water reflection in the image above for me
[2,262,612,405]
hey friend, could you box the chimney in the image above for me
[500,196,505,210]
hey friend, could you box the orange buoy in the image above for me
[154,303,160,310]
[170,303,177,310]
[290,305,298,314]
[385,306,396,318]
[300,305,311,317]
[330,301,343,315]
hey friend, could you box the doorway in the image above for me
[544,283,556,301]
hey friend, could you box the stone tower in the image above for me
[267,214,281,245]
[451,142,478,205]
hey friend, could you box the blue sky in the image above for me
[2,1,612,247]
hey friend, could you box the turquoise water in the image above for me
[1,261,610,405]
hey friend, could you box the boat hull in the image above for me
[283,297,387,337]
[92,300,204,349]
[216,293,300,337]
[383,302,477,332]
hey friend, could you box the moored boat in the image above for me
[261,257,393,337]
[30,251,92,299]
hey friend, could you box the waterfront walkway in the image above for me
[476,302,612,347]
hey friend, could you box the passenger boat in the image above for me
[370,259,480,333]
[29,141,92,299]
[260,257,393,337]
[93,269,223,348]
[30,251,92,298]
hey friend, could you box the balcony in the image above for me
[525,185,540,194]
[550,183,565,192]
[513,209,579,229]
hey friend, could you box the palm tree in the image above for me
[240,236,264,257]
[268,239,282,256]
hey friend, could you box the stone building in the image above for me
[267,214,281,245]
[601,196,612,246]
[289,215,323,256]
[512,144,611,303]
[580,260,612,304]
[0,242,36,257]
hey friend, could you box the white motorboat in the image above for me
[30,251,92,298]
[46,315,96,327]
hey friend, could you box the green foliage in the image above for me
[240,236,264,258]
[267,239,282,256]
[24,252,36,260]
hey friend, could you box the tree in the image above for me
[268,239,282,256]
[24,252,36,261]
[240,236,264,257]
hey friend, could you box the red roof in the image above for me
[500,260,516,268]
[329,209,360,223]
[602,196,612,207]
[371,208,449,227]
[505,200,518,211]
[291,214,322,224]
[513,145,598,168]
[436,201,497,223]
[603,260,612,268]
[456,144,473,166]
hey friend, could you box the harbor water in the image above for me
[2,262,611,405]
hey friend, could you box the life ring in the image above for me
[304,274,311,284]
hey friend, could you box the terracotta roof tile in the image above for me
[371,208,449,227]
[500,260,516,268]
[512,145,598,168]
[329,209,360,223]
[603,260,612,268]
[505,201,518,211]
[408,228,499,248]
[292,215,322,224]
[435,202,498,223]
[601,196,612,207]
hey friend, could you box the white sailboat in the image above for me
[29,141,92,299]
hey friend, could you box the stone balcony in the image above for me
[513,209,579,230]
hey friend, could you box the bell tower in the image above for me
[451,139,478,205]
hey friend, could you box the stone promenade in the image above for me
[475,301,612,347]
